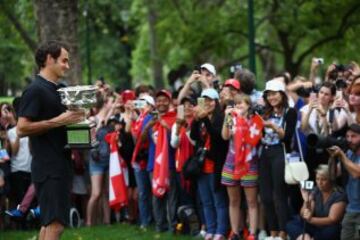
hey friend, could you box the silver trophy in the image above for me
[58,85,98,148]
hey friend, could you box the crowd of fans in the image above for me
[0,59,360,240]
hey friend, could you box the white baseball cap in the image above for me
[140,95,155,106]
[201,88,219,100]
[201,63,216,76]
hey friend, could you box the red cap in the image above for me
[121,90,136,103]
[155,89,172,99]
[224,79,240,90]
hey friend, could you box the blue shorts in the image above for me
[89,157,109,175]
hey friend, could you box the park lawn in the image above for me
[0,223,195,240]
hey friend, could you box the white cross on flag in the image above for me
[245,114,264,146]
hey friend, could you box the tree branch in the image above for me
[295,3,360,66]
[170,0,189,26]
[0,2,37,52]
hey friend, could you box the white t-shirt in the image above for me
[7,127,32,173]
[300,104,348,135]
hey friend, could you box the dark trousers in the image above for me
[259,145,289,232]
[287,215,341,240]
[150,170,179,232]
[10,171,31,205]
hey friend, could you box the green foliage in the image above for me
[0,0,359,91]
[0,0,36,91]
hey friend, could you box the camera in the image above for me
[296,87,313,98]
[213,79,220,91]
[307,134,348,150]
[314,58,324,64]
[133,100,146,109]
[226,100,235,108]
[193,65,201,72]
[335,79,347,90]
[251,104,265,116]
[300,180,314,191]
[230,64,242,74]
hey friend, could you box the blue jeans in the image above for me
[286,215,341,240]
[134,168,152,226]
[197,173,229,236]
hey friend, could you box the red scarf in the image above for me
[131,111,149,170]
[175,119,194,172]
[152,111,176,197]
[106,131,128,209]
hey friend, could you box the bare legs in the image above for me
[86,174,110,226]
[39,221,64,240]
[227,186,258,235]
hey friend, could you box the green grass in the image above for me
[0,223,195,240]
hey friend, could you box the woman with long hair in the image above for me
[259,79,297,240]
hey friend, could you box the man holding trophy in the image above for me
[17,40,86,240]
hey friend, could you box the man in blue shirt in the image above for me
[141,90,178,233]
[330,124,360,240]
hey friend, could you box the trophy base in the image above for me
[65,123,97,149]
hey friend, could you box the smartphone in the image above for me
[0,149,10,161]
[300,180,314,191]
[336,90,343,100]
[197,97,205,110]
[177,105,184,119]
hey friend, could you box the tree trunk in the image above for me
[33,0,81,85]
[147,0,164,89]
[258,48,277,81]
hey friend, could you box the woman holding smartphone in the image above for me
[259,79,297,240]
[190,88,229,240]
[221,94,259,240]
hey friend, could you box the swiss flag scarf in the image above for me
[152,111,176,198]
[175,119,194,172]
[106,131,128,210]
[245,114,264,147]
[233,114,263,180]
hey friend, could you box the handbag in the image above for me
[284,127,309,185]
[182,147,207,180]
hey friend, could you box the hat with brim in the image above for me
[155,89,172,99]
[201,88,219,100]
[264,79,286,94]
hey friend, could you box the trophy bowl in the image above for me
[57,85,98,149]
[58,85,98,110]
